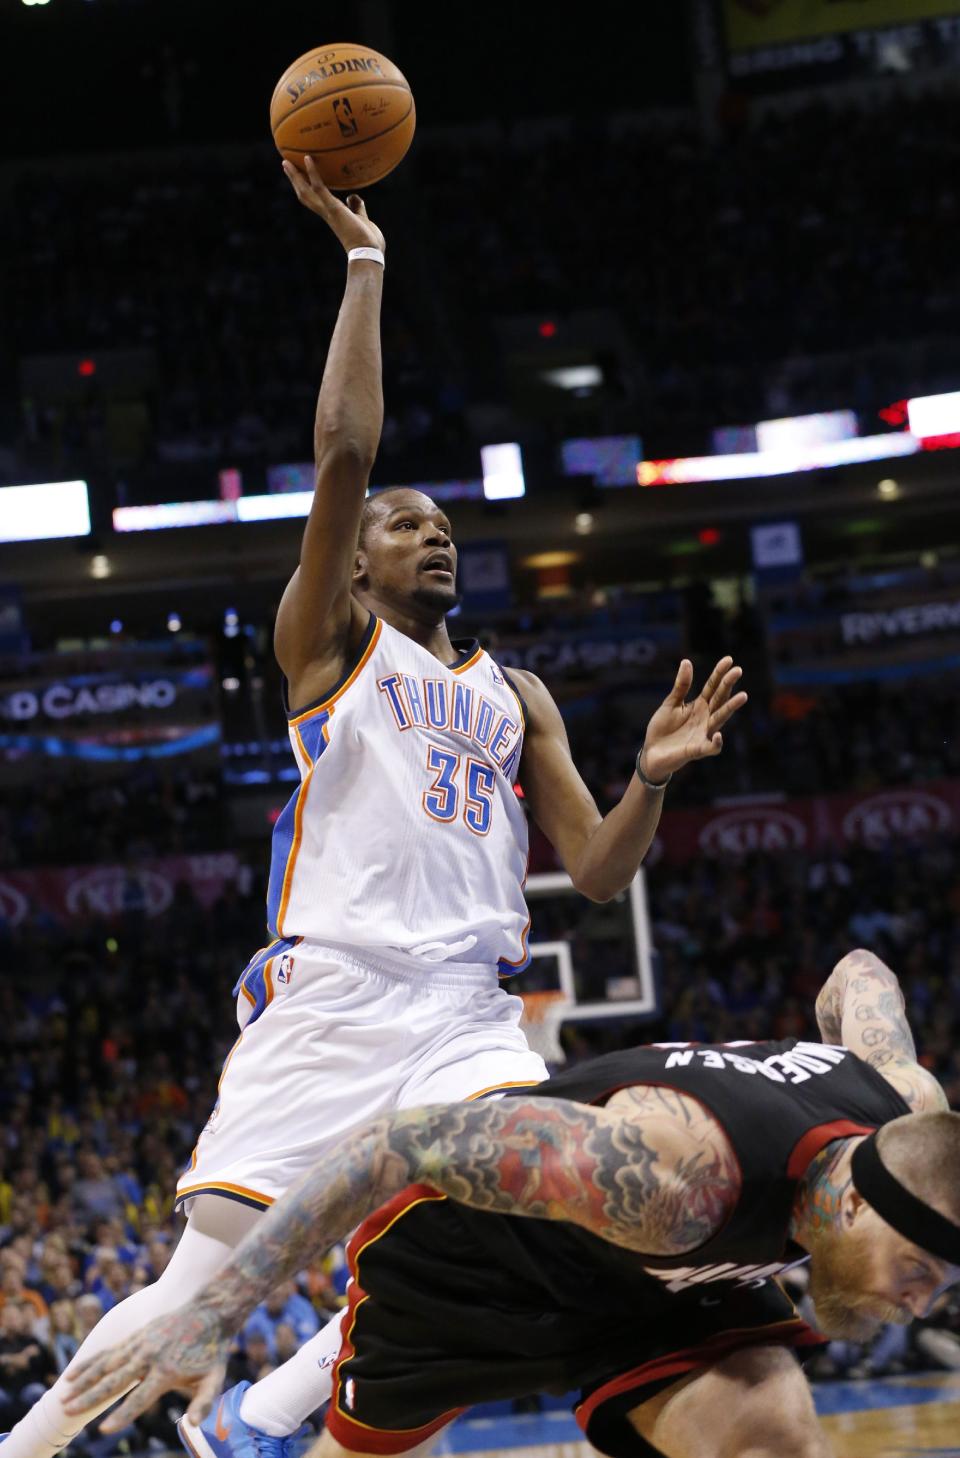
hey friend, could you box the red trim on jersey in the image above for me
[575,1318,822,1434]
[786,1121,876,1181]
[326,1398,458,1455]
[328,1184,465,1455]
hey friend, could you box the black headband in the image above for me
[851,1133,960,1267]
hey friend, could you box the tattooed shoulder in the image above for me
[602,1086,741,1253]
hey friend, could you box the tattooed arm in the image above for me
[64,1094,740,1427]
[815,949,947,1113]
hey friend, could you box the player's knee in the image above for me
[648,1346,830,1458]
[734,1438,830,1458]
[717,1394,830,1458]
[301,1432,358,1458]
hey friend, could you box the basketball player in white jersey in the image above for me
[3,158,746,1458]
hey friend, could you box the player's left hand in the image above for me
[639,657,747,784]
[282,155,386,255]
[63,1307,229,1431]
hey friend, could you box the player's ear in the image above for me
[353,551,368,586]
[844,1184,867,1228]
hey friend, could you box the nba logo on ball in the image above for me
[276,952,295,986]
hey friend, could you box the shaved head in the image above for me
[877,1112,960,1227]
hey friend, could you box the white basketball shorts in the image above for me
[175,938,548,1211]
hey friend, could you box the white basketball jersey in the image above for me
[265,613,531,974]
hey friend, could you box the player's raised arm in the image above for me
[63,1095,737,1427]
[513,656,747,902]
[815,948,948,1113]
[273,156,386,706]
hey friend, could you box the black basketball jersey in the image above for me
[338,1038,914,1429]
[457,1037,913,1305]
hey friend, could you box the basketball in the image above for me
[270,43,416,189]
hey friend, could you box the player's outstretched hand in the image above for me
[63,1307,228,1432]
[640,656,747,784]
[282,155,386,255]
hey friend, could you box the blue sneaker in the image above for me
[177,1383,310,1458]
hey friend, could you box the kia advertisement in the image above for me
[650,780,959,866]
[0,853,246,929]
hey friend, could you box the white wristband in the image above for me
[348,247,385,267]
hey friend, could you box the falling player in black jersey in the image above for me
[65,948,959,1458]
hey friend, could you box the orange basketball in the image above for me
[270,43,415,190]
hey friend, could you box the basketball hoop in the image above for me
[519,990,568,1067]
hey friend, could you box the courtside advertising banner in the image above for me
[723,0,960,80]
[0,853,245,930]
[646,778,960,867]
[0,663,220,771]
[724,0,960,50]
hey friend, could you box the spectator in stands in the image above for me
[46,1302,80,1374]
[241,1281,320,1361]
[227,1331,274,1389]
[70,1154,127,1226]
[0,1302,56,1426]
[0,1263,47,1325]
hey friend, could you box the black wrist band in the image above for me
[636,749,671,791]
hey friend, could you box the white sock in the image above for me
[239,1310,346,1435]
[2,1196,258,1458]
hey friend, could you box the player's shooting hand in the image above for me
[282,155,386,254]
[63,1307,228,1432]
[640,656,747,784]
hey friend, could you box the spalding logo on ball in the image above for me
[271,43,416,189]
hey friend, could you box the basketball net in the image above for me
[519,990,567,1067]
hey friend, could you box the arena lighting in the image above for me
[907,390,960,440]
[521,550,579,570]
[224,608,240,639]
[236,491,313,522]
[541,365,603,392]
[0,480,90,543]
[698,527,721,546]
[538,321,558,338]
[77,359,96,378]
[166,612,182,633]
[574,512,594,535]
[877,478,900,499]
[109,619,123,634]
[113,501,237,531]
[481,442,526,501]
[115,482,488,532]
[218,468,243,501]
[638,431,921,486]
[755,410,857,453]
[90,554,110,579]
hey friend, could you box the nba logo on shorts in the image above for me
[276,952,295,986]
[343,1378,356,1410]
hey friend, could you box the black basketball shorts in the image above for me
[325,1185,823,1458]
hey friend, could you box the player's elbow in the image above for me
[314,429,377,474]
[571,871,622,904]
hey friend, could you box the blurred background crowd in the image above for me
[4,0,960,1449]
[4,92,959,493]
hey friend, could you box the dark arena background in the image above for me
[3,1,960,1453]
